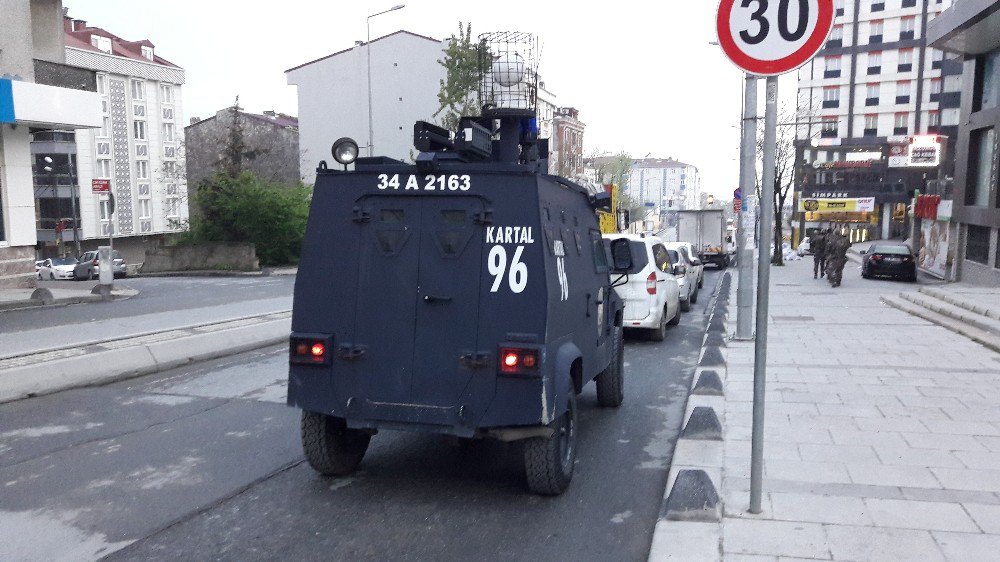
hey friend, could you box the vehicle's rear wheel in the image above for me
[597,325,625,406]
[691,288,699,304]
[680,297,691,312]
[524,391,577,495]
[861,266,870,279]
[698,275,704,289]
[648,308,666,342]
[301,411,371,476]
[49,273,55,280]
[667,306,681,326]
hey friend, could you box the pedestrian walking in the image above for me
[811,229,828,279]
[825,229,850,287]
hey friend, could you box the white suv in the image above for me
[604,233,681,341]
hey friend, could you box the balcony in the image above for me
[821,129,839,138]
[896,95,911,104]
[824,69,842,79]
[33,59,96,92]
[866,97,881,106]
[863,127,879,136]
[894,126,909,135]
[902,30,916,40]
[869,34,883,44]
[823,99,841,108]
[930,92,941,102]
[897,63,913,72]
[867,66,882,75]
[939,91,961,108]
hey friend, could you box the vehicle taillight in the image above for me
[290,335,331,366]
[871,254,883,262]
[92,260,99,266]
[498,347,540,376]
[646,272,657,295]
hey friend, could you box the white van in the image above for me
[603,233,681,340]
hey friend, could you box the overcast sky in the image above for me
[64,0,799,198]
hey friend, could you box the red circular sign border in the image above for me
[717,0,835,76]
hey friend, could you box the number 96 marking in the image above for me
[488,245,528,294]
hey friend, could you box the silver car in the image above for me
[75,250,127,280]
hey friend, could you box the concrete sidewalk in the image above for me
[0,285,138,312]
[653,255,1000,561]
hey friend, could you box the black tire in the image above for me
[680,297,691,312]
[49,273,55,280]
[691,288,699,304]
[667,306,681,326]
[524,391,577,495]
[861,266,870,279]
[648,308,666,342]
[698,275,704,289]
[597,325,625,406]
[300,411,371,476]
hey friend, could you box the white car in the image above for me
[604,233,681,341]
[668,242,705,289]
[664,245,699,311]
[37,257,79,280]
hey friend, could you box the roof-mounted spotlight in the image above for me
[331,137,359,169]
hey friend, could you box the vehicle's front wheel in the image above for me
[49,273,55,280]
[524,391,577,495]
[667,305,681,326]
[597,325,625,406]
[691,288,699,304]
[680,297,691,312]
[301,411,371,476]
[861,265,870,279]
[698,275,704,289]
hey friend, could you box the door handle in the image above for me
[423,295,453,303]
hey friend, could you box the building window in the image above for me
[927,111,940,132]
[966,225,990,264]
[96,159,111,179]
[162,123,175,142]
[828,25,843,47]
[164,145,176,158]
[133,104,145,118]
[141,45,154,61]
[130,79,144,101]
[931,49,944,70]
[978,48,1000,111]
[898,49,914,72]
[929,78,942,102]
[864,114,878,136]
[968,127,995,207]
[900,17,916,40]
[96,74,107,95]
[139,198,151,219]
[824,56,842,78]
[97,141,111,156]
[133,120,146,140]
[135,144,148,157]
[823,87,840,108]
[159,84,173,104]
[821,117,838,138]
[166,198,179,218]
[162,107,174,121]
[834,0,845,16]
[871,0,884,12]
[902,0,916,7]
[99,198,111,221]
[100,116,111,137]
[91,35,111,54]
[896,81,911,104]
[868,51,882,75]
[136,160,149,180]
[866,83,880,105]
[894,113,909,134]
[869,21,883,43]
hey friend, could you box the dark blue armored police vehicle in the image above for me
[288,33,632,495]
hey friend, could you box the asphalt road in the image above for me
[0,269,721,561]
[0,276,294,356]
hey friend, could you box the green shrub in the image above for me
[192,172,311,266]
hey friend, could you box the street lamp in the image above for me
[367,4,406,157]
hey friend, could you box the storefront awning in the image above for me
[0,78,101,129]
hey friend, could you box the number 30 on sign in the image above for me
[717,0,834,76]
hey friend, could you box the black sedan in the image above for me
[861,243,917,282]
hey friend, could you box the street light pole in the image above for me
[736,75,757,340]
[367,4,405,158]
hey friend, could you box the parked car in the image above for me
[665,246,698,312]
[37,257,79,280]
[861,242,917,282]
[34,260,45,278]
[74,250,127,280]
[668,242,704,288]
[604,233,681,340]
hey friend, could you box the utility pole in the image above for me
[736,75,757,340]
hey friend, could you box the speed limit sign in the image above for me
[717,0,834,76]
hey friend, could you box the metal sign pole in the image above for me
[736,74,758,340]
[749,75,778,514]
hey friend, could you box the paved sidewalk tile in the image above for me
[931,467,1000,492]
[933,532,1000,560]
[769,492,872,526]
[864,498,979,532]
[873,445,964,468]
[825,525,945,561]
[962,503,1000,533]
[723,519,830,559]
[846,463,941,488]
[902,432,988,452]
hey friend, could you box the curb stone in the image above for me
[648,272,730,562]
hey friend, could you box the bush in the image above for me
[192,172,311,266]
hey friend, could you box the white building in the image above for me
[287,31,447,185]
[0,0,101,287]
[63,17,187,259]
[627,158,701,213]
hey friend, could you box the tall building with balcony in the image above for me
[627,158,701,220]
[0,0,101,287]
[60,16,187,263]
[795,0,961,245]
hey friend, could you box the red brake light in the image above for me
[646,272,657,295]
[871,254,883,261]
[311,343,326,357]
[499,347,540,375]
[290,335,331,365]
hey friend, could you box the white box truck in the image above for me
[675,209,732,269]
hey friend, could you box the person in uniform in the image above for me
[811,228,828,279]
[825,228,850,287]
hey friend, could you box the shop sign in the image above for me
[799,197,876,212]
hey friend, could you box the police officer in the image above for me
[825,228,850,287]
[811,228,828,279]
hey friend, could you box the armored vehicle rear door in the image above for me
[353,195,486,410]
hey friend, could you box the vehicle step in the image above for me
[918,286,1000,321]
[897,291,1000,336]
[882,295,1000,353]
